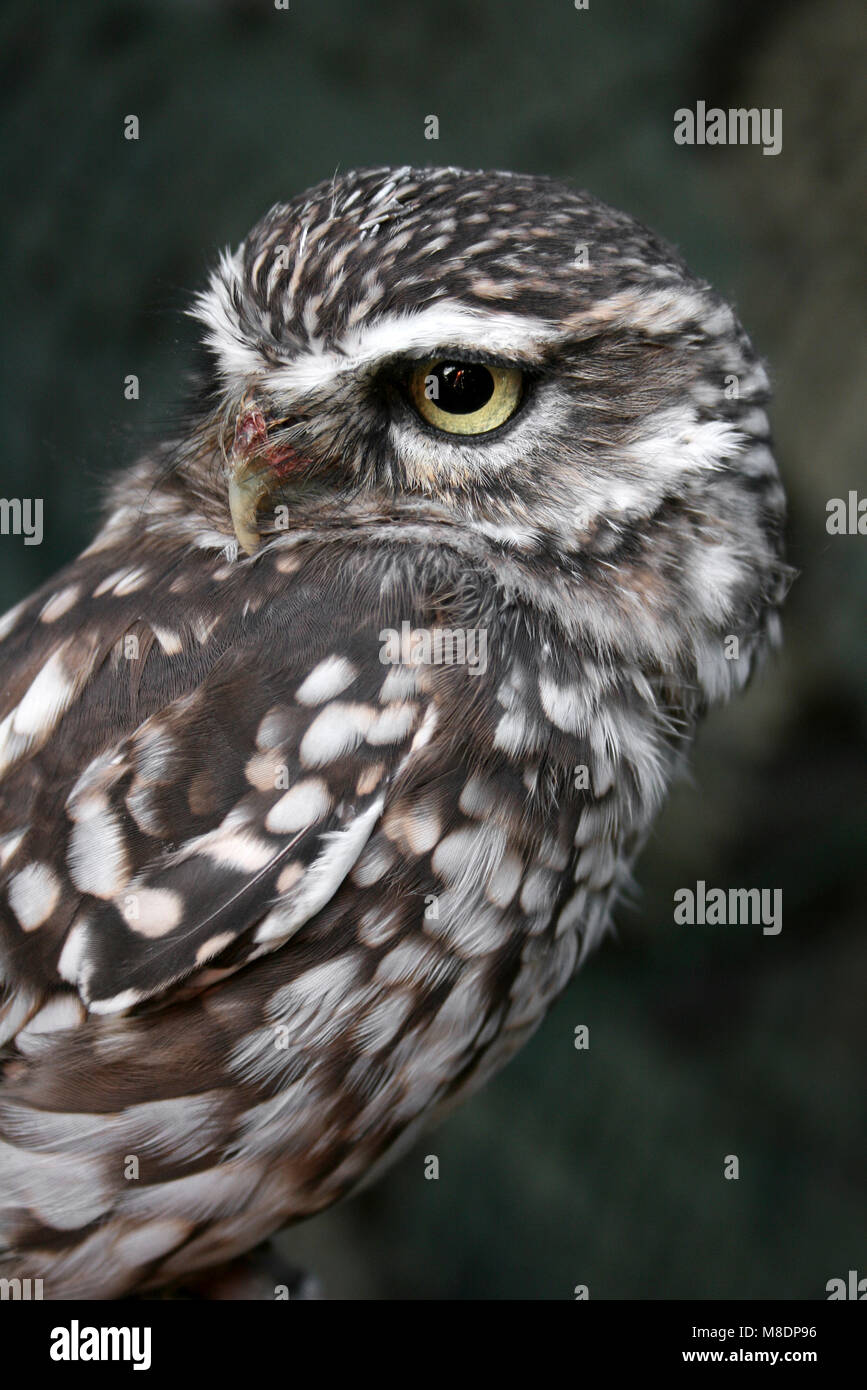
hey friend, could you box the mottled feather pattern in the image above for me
[0,166,787,1297]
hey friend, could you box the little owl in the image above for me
[0,166,788,1298]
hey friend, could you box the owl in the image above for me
[0,166,787,1299]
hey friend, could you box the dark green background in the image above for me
[1,0,864,1299]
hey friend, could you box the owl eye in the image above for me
[408,360,523,435]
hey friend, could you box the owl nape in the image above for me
[0,167,788,1299]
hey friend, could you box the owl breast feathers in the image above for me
[0,166,787,1297]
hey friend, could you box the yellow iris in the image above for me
[409,360,523,435]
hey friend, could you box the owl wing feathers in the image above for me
[57,686,426,1014]
[0,537,436,1032]
[0,528,623,1296]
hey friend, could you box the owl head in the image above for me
[166,165,787,707]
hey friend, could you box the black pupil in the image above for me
[432,362,494,414]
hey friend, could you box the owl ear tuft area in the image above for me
[189,247,263,390]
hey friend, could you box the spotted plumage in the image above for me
[0,166,788,1297]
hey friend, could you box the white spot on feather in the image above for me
[367,704,416,746]
[0,647,79,774]
[486,850,523,908]
[39,584,80,622]
[295,656,357,705]
[7,862,60,929]
[14,995,85,1051]
[0,828,26,869]
[265,777,332,833]
[122,887,184,937]
[67,803,129,898]
[255,795,384,944]
[299,702,374,767]
[57,919,91,985]
[195,931,235,964]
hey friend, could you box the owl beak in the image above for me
[228,462,269,557]
[228,398,305,556]
[227,479,262,556]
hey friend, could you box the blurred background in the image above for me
[0,0,864,1298]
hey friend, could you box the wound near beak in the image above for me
[228,399,305,556]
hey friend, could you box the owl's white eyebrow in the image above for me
[335,304,559,363]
